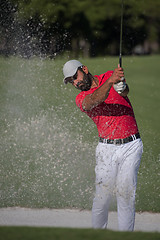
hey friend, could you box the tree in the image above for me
[1,0,160,57]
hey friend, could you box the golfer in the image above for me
[63,60,143,231]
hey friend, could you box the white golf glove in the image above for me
[113,81,126,94]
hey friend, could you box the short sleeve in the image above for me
[75,91,89,112]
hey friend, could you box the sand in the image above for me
[0,207,160,232]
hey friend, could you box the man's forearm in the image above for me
[82,79,113,111]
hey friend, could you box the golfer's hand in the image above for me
[109,65,124,84]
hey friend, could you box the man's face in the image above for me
[71,69,92,91]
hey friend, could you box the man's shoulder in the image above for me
[76,90,91,103]
[95,70,113,84]
[76,91,86,100]
[100,70,113,79]
[75,89,94,111]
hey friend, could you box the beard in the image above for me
[75,72,92,91]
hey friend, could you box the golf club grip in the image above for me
[119,55,122,67]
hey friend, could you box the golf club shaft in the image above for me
[119,0,124,67]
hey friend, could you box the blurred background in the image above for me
[1,0,160,58]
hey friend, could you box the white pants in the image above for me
[92,138,143,231]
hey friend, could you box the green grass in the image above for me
[0,55,159,212]
[0,227,160,240]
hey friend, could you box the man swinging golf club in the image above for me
[62,59,143,231]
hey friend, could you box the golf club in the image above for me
[119,0,124,67]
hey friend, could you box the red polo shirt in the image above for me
[75,71,139,139]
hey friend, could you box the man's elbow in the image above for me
[82,102,92,111]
